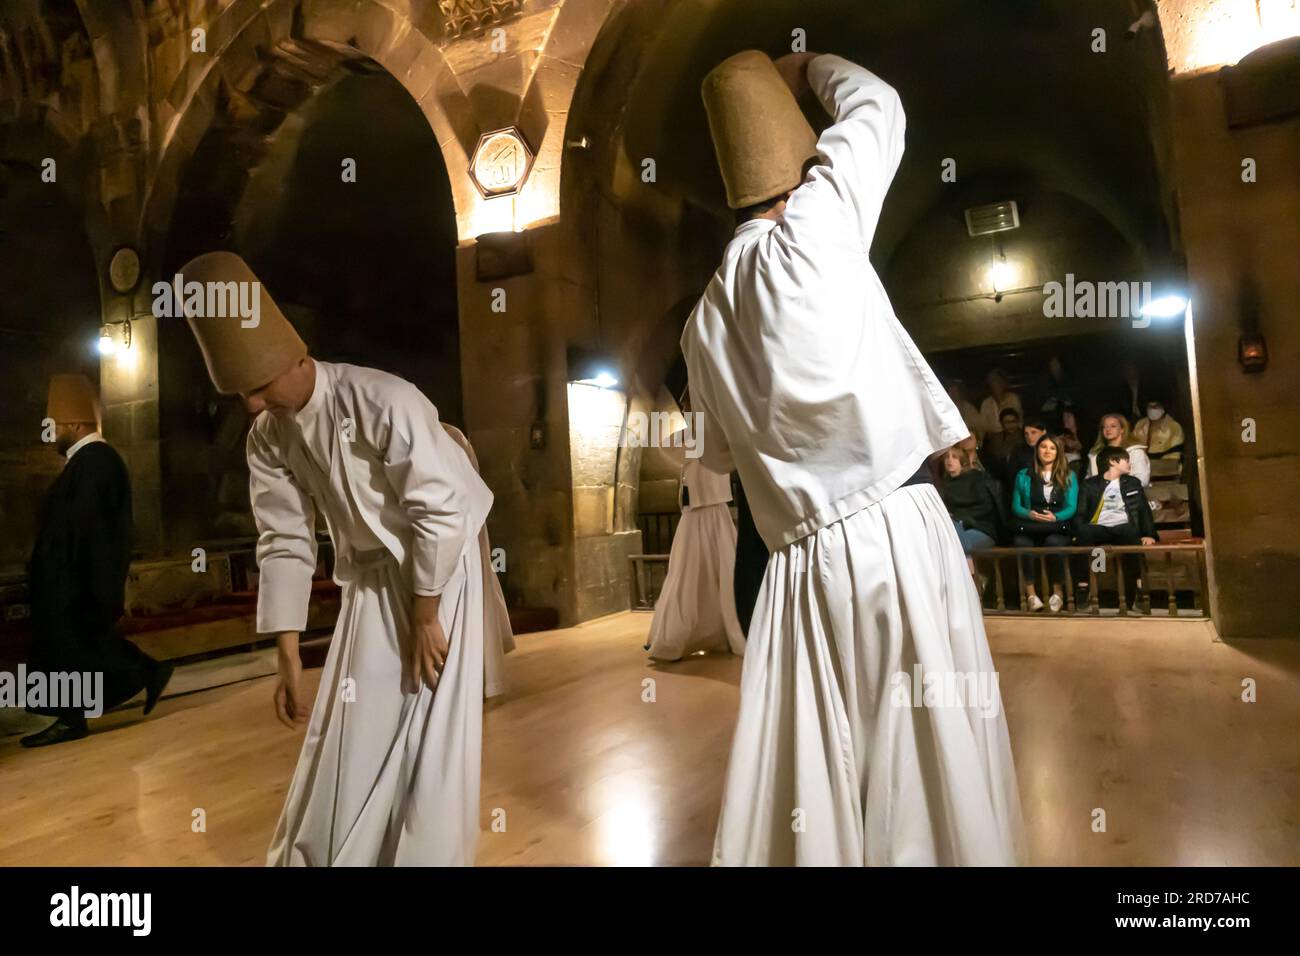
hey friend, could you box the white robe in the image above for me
[248,361,492,866]
[442,423,516,698]
[681,55,1024,865]
[646,458,745,661]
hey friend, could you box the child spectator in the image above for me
[1073,446,1157,609]
[940,447,1003,579]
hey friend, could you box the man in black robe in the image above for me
[21,374,172,748]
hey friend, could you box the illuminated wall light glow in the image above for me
[1179,0,1300,72]
[987,259,1019,294]
[574,371,619,389]
[1140,293,1192,320]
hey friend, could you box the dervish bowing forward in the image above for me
[181,252,491,866]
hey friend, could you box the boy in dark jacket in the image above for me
[1073,446,1156,605]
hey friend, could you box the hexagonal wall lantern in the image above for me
[470,127,535,198]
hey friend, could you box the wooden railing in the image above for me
[974,542,1207,617]
[628,554,670,610]
[630,542,1208,619]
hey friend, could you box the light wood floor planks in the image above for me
[1,612,1296,866]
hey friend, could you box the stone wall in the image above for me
[1169,69,1300,637]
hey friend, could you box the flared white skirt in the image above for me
[647,503,746,661]
[712,484,1025,866]
[267,542,484,866]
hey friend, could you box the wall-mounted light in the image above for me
[568,346,620,389]
[1139,292,1190,321]
[1238,332,1269,372]
[987,258,1016,299]
[97,318,132,356]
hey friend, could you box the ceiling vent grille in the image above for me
[965,201,1021,237]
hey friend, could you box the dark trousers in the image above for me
[732,481,768,637]
[1073,523,1144,595]
[27,623,158,727]
[1012,522,1071,590]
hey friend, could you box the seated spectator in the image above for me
[946,379,984,443]
[1088,413,1151,486]
[1037,353,1078,427]
[939,447,1003,578]
[1011,434,1078,613]
[980,407,1022,482]
[955,431,982,471]
[978,368,1023,439]
[1072,446,1156,609]
[1134,399,1185,462]
[1060,408,1086,477]
[1008,416,1049,492]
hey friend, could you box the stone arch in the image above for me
[144,50,467,550]
[139,0,480,265]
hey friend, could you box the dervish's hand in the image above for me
[274,631,308,729]
[409,595,449,695]
[773,52,818,99]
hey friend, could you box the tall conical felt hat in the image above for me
[177,252,307,395]
[701,50,820,209]
[46,373,99,425]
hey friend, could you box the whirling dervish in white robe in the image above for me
[442,423,516,698]
[646,449,746,661]
[683,51,1025,866]
[250,360,491,866]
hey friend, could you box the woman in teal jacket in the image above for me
[1011,434,1077,612]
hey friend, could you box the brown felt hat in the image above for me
[701,50,820,209]
[178,252,307,395]
[46,373,99,425]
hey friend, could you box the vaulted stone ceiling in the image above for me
[615,0,1175,268]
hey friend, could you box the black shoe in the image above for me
[143,662,174,716]
[20,718,88,748]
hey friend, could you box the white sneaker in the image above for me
[1027,594,1044,612]
[1048,593,1064,613]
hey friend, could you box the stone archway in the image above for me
[145,44,466,553]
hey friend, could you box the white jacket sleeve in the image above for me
[1128,446,1151,486]
[248,423,318,634]
[780,54,905,254]
[377,384,482,597]
[696,404,735,477]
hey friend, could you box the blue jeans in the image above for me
[952,520,995,555]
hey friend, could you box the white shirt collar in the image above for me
[293,360,328,426]
[66,431,104,460]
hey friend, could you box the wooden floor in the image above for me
[1,612,1297,866]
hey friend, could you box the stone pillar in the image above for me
[456,224,581,624]
[1169,68,1300,637]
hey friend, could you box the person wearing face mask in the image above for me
[1133,399,1185,462]
[1088,413,1151,486]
